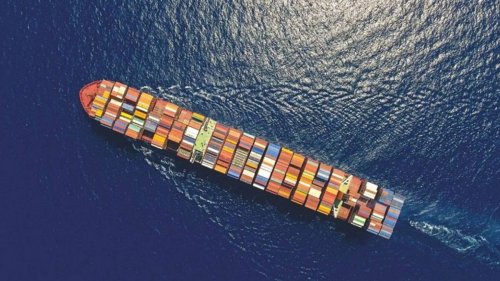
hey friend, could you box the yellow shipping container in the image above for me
[317,205,331,215]
[153,134,166,143]
[247,162,258,169]
[214,165,227,174]
[136,94,153,112]
[223,146,234,153]
[120,112,133,121]
[133,110,148,120]
[95,109,104,117]
[138,93,153,102]
[91,98,106,108]
[152,134,167,149]
[192,112,205,121]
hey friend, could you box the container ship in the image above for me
[80,80,405,239]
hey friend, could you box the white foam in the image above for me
[410,220,499,266]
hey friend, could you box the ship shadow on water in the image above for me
[88,119,136,149]
[88,121,374,243]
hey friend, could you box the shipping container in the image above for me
[253,143,280,190]
[362,181,379,199]
[348,176,363,195]
[378,188,394,205]
[201,123,228,169]
[240,138,268,185]
[291,159,319,205]
[214,128,242,174]
[305,163,332,211]
[371,202,388,222]
[391,193,405,209]
[278,153,305,199]
[177,109,193,125]
[110,82,127,100]
[166,120,187,151]
[317,168,344,216]
[266,148,293,195]
[228,133,255,179]
[150,101,176,150]
[124,87,140,103]
[367,219,383,235]
[136,92,155,112]
[337,204,352,221]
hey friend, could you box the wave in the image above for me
[391,177,500,268]
[410,221,486,253]
[409,219,500,267]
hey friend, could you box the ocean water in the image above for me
[1,0,499,280]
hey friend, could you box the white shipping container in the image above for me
[363,190,376,199]
[182,139,194,146]
[332,172,344,180]
[253,183,265,190]
[259,169,272,179]
[207,147,219,154]
[202,162,215,169]
[148,115,161,123]
[372,212,384,221]
[366,182,378,192]
[260,164,272,172]
[119,116,131,123]
[136,105,148,112]
[300,182,311,189]
[242,170,254,178]
[255,143,266,149]
[249,152,261,159]
[185,127,199,139]
[309,188,321,198]
[109,99,122,107]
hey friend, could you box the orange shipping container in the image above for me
[291,159,319,205]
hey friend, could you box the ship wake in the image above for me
[409,219,500,267]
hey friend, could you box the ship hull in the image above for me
[80,80,405,239]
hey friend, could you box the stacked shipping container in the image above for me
[266,148,293,195]
[228,133,255,179]
[201,124,228,169]
[278,153,305,199]
[305,163,332,211]
[240,138,268,185]
[214,129,242,174]
[291,159,319,205]
[253,144,281,190]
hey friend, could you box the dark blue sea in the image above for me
[1,0,499,280]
